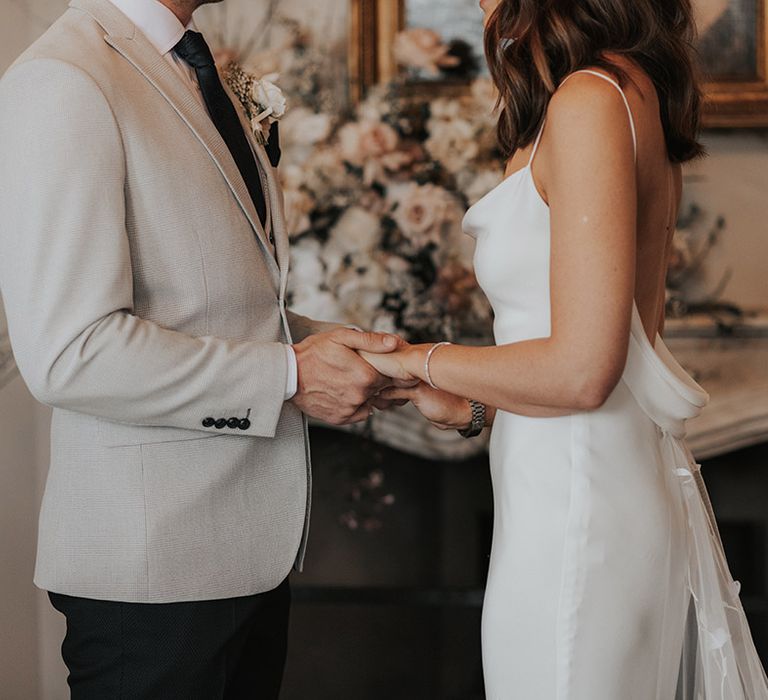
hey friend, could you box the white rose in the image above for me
[332,253,388,329]
[291,290,347,326]
[430,97,462,121]
[334,254,388,298]
[281,107,332,147]
[290,239,325,290]
[322,207,382,278]
[320,247,344,281]
[357,89,390,122]
[328,206,382,254]
[252,73,287,122]
[425,118,480,174]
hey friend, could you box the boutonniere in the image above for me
[222,63,287,146]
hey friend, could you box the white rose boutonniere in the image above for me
[222,64,287,146]
[251,74,287,138]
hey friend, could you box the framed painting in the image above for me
[349,0,482,101]
[698,0,768,126]
[351,0,768,127]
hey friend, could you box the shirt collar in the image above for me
[107,0,197,56]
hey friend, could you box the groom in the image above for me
[0,0,401,696]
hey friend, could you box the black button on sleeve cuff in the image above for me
[202,410,253,431]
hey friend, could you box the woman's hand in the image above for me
[358,346,419,383]
[378,382,474,431]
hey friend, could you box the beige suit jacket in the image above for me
[0,0,332,602]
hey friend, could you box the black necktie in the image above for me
[174,30,268,228]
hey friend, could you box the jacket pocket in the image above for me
[96,420,223,447]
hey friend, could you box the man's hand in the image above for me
[290,328,402,425]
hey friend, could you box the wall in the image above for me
[0,0,766,697]
[0,373,43,699]
[0,2,68,696]
[685,131,768,309]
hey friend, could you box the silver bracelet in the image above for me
[425,341,452,390]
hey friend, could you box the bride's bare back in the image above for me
[507,56,681,344]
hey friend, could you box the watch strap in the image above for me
[458,399,486,439]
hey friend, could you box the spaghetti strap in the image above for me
[560,69,638,163]
[527,119,547,167]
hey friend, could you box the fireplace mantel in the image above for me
[666,333,768,459]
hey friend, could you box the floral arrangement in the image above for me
[212,22,496,343]
[666,201,733,318]
[279,30,500,343]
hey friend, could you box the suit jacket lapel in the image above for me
[69,0,279,277]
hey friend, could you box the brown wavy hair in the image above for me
[484,0,705,163]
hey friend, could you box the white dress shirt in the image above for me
[106,0,298,400]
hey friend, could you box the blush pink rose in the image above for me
[338,119,400,165]
[392,183,458,248]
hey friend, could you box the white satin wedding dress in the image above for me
[463,70,768,699]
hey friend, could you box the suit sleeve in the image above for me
[285,310,342,343]
[0,58,290,438]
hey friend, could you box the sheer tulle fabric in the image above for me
[625,306,768,700]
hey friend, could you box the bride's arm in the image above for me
[376,380,567,430]
[366,76,638,418]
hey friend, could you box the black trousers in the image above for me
[49,579,291,700]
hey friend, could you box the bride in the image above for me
[362,0,768,697]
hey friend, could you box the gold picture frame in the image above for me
[350,0,768,128]
[703,0,768,127]
[349,0,403,104]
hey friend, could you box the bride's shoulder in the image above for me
[544,69,635,149]
[549,69,625,111]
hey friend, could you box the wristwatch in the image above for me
[458,399,486,439]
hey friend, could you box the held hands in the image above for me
[290,328,474,432]
[290,328,414,426]
[379,381,474,432]
[360,343,474,432]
